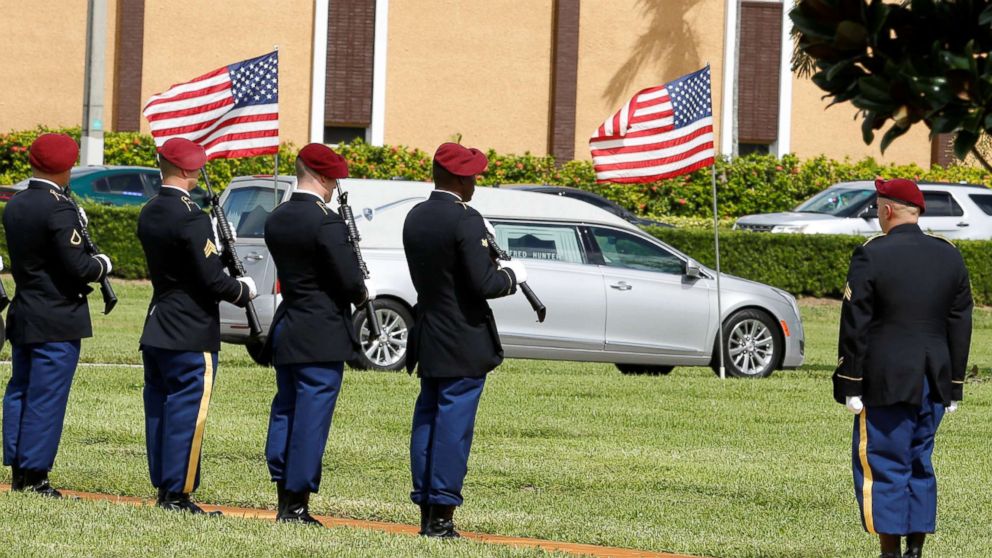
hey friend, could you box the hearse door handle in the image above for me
[956,222,969,227]
[610,281,633,291]
[244,253,265,262]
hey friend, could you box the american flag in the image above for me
[142,51,279,160]
[590,66,714,183]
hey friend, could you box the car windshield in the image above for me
[794,186,875,216]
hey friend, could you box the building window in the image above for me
[737,1,782,151]
[739,143,771,157]
[324,126,366,146]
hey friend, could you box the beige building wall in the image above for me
[384,0,554,155]
[141,0,313,148]
[573,0,726,161]
[789,75,932,166]
[0,1,117,133]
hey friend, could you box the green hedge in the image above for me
[4,126,992,221]
[648,228,992,306]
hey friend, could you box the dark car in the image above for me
[504,185,673,228]
[0,166,208,206]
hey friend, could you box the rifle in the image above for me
[336,188,382,341]
[200,169,263,339]
[64,187,118,315]
[484,231,547,323]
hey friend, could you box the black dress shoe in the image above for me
[157,491,222,516]
[423,505,460,538]
[20,470,62,498]
[10,466,25,491]
[276,489,322,526]
[156,487,166,504]
[903,549,923,558]
[879,553,901,558]
[275,482,287,516]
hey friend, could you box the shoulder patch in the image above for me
[925,232,955,246]
[70,229,82,246]
[862,234,884,246]
[203,238,218,258]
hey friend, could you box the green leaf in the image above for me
[879,123,909,153]
[858,76,894,102]
[981,6,992,26]
[954,130,979,159]
[861,113,877,144]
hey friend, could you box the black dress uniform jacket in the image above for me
[403,190,518,378]
[2,180,108,344]
[834,223,972,407]
[260,191,369,366]
[137,186,251,352]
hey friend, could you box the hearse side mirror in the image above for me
[684,260,702,279]
[860,205,878,220]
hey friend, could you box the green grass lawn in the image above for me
[1,279,991,558]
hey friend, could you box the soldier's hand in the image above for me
[947,401,960,413]
[502,260,528,283]
[238,276,258,299]
[0,255,4,272]
[93,254,112,275]
[845,396,864,414]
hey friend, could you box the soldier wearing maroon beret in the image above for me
[835,178,972,558]
[3,133,112,497]
[402,143,525,537]
[259,143,373,524]
[137,137,257,515]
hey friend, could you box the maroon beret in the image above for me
[875,178,925,214]
[298,143,349,179]
[158,138,206,172]
[434,142,488,177]
[29,133,79,173]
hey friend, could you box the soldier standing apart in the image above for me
[834,179,972,558]
[137,138,257,514]
[2,134,112,497]
[260,144,374,524]
[403,143,526,537]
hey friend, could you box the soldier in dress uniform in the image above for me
[259,144,374,525]
[834,178,972,558]
[402,143,527,537]
[137,138,257,514]
[2,133,113,497]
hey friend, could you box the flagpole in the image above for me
[711,162,726,380]
[272,45,280,205]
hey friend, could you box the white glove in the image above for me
[845,396,864,414]
[93,254,112,275]
[501,260,528,284]
[363,280,378,302]
[0,255,4,271]
[78,206,88,227]
[947,401,959,413]
[482,218,496,237]
[238,276,258,300]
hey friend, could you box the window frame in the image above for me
[487,219,590,265]
[921,190,964,217]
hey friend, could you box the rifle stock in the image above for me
[200,170,263,338]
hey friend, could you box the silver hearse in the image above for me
[219,177,805,378]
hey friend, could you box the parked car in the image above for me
[734,181,992,239]
[0,166,207,206]
[218,177,805,378]
[504,185,673,229]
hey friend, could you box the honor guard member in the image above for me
[137,138,257,514]
[834,178,972,558]
[259,144,374,525]
[2,133,112,497]
[403,143,526,537]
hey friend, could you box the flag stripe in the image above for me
[595,150,715,181]
[143,70,230,107]
[591,124,714,157]
[592,129,715,165]
[592,140,715,172]
[591,116,712,150]
[597,158,715,183]
[143,84,234,116]
[149,106,277,141]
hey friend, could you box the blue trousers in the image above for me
[853,379,945,536]
[409,376,486,506]
[142,347,218,494]
[3,341,81,471]
[264,323,344,493]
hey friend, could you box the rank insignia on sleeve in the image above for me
[70,229,82,246]
[843,282,852,301]
[481,238,489,248]
[203,239,218,258]
[838,356,845,367]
